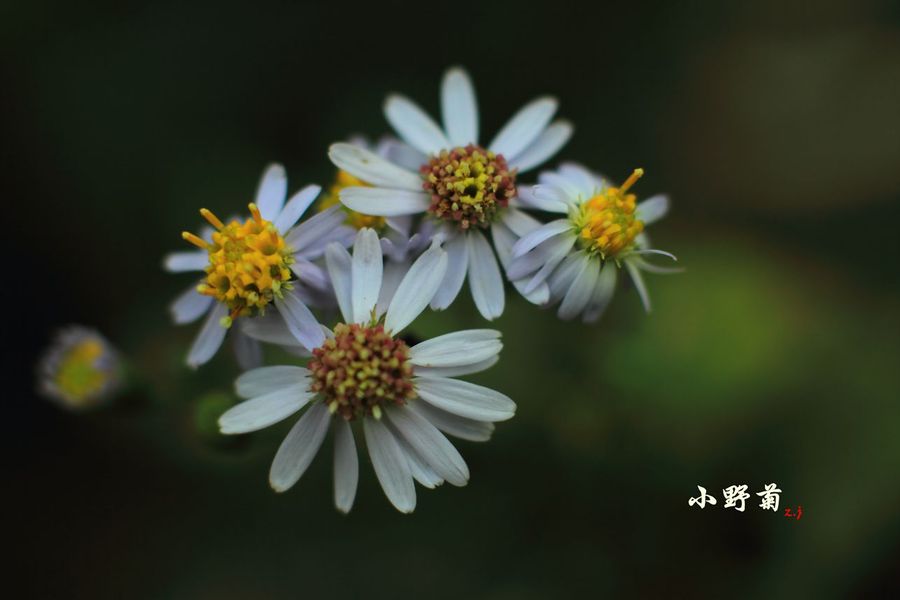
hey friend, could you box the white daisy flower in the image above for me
[37,325,121,410]
[508,163,678,321]
[328,66,570,320]
[164,164,348,368]
[218,228,516,513]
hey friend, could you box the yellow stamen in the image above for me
[248,202,263,223]
[619,168,644,194]
[182,231,209,249]
[199,208,225,230]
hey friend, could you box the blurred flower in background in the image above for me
[36,325,122,411]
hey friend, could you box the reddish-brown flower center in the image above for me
[421,144,516,230]
[307,323,415,421]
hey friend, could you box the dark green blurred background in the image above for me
[5,0,900,597]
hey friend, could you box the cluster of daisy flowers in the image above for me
[164,67,677,513]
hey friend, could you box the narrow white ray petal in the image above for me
[269,403,331,492]
[234,365,310,398]
[389,429,443,489]
[511,219,572,257]
[508,120,573,172]
[333,418,359,514]
[506,232,573,280]
[385,406,469,487]
[340,187,430,218]
[275,289,325,350]
[539,172,583,202]
[385,242,448,334]
[255,163,288,222]
[628,248,678,261]
[274,184,321,233]
[232,331,263,370]
[219,383,312,434]
[163,251,207,273]
[239,312,309,353]
[558,163,600,197]
[558,254,600,320]
[467,230,505,320]
[363,418,416,513]
[376,259,409,318]
[548,247,585,295]
[415,376,516,422]
[409,329,501,367]
[327,143,423,191]
[636,194,670,225]
[625,259,652,312]
[499,206,544,238]
[441,67,478,146]
[430,233,468,310]
[517,185,569,213]
[324,242,353,323]
[384,94,451,155]
[522,234,577,294]
[381,139,429,172]
[412,355,500,378]
[489,97,558,159]
[408,401,495,442]
[289,258,329,291]
[351,228,383,323]
[285,205,347,253]
[170,284,213,324]
[583,265,618,323]
[186,303,228,368]
[491,224,552,306]
[630,257,684,274]
[533,184,576,211]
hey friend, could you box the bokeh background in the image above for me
[5,0,900,597]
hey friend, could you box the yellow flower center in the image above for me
[422,145,516,230]
[577,168,646,259]
[54,338,108,402]
[182,203,293,326]
[319,170,387,231]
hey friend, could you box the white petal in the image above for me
[467,230,505,320]
[517,185,569,213]
[492,224,552,306]
[269,403,331,492]
[559,163,600,198]
[499,206,544,238]
[170,284,212,324]
[625,259,652,312]
[363,418,416,513]
[538,172,583,202]
[232,331,263,370]
[385,406,468,487]
[234,365,309,398]
[290,258,329,291]
[636,194,670,225]
[255,163,287,221]
[328,143,423,191]
[333,419,358,514]
[239,312,309,352]
[430,233,468,310]
[548,251,585,302]
[163,251,207,273]
[415,376,516,422]
[441,67,478,146]
[186,303,228,368]
[412,355,500,378]
[489,97,558,159]
[511,219,572,257]
[531,184,575,212]
[506,232,574,281]
[508,120,573,172]
[384,94,450,155]
[376,259,409,318]
[324,242,353,323]
[558,254,599,320]
[522,234,577,294]
[275,289,325,350]
[583,265,618,323]
[351,228,383,323]
[340,187,430,218]
[408,401,495,442]
[395,434,444,489]
[285,205,348,255]
[381,139,429,172]
[219,383,312,434]
[409,329,501,367]
[385,242,447,334]
[274,184,321,233]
